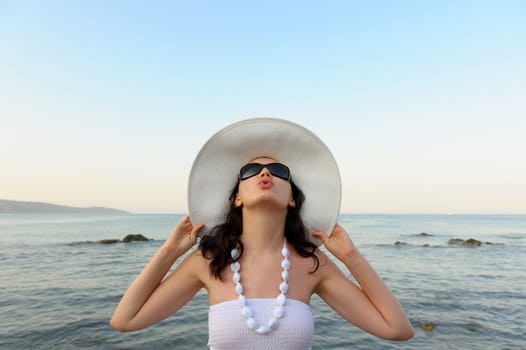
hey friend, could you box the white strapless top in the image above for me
[208,298,314,350]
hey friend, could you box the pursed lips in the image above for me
[258,179,273,188]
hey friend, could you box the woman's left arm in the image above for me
[312,224,414,341]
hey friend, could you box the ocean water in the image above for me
[1,213,525,350]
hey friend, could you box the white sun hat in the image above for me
[187,117,341,246]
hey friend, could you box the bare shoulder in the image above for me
[314,248,340,273]
[181,248,210,270]
[312,248,349,291]
[168,248,210,281]
[288,247,339,276]
[188,248,214,283]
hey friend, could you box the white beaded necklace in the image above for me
[230,238,290,335]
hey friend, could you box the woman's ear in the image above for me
[235,196,243,208]
[289,199,296,208]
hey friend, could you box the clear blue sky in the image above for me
[1,1,525,214]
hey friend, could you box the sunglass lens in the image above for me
[267,163,290,180]
[239,163,263,180]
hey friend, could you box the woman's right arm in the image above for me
[110,215,204,332]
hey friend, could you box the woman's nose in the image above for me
[259,166,271,177]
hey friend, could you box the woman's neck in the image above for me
[240,207,287,253]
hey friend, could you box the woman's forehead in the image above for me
[248,156,277,163]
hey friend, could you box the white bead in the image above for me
[235,283,243,295]
[276,293,286,305]
[238,295,246,306]
[231,248,240,260]
[241,306,253,318]
[273,305,285,318]
[281,270,289,281]
[256,326,270,334]
[233,272,240,283]
[279,282,288,293]
[281,259,291,270]
[268,317,279,329]
[231,262,240,272]
[247,318,257,330]
[281,247,289,258]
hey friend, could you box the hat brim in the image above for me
[188,118,341,246]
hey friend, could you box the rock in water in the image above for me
[122,234,150,243]
[98,239,120,244]
[464,238,481,246]
[419,322,436,331]
[448,238,465,245]
[448,238,495,246]
[448,238,482,246]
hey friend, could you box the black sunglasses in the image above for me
[239,162,291,181]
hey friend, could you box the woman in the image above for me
[111,119,414,349]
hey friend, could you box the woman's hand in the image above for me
[163,215,204,258]
[312,224,357,262]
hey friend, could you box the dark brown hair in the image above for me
[198,179,320,280]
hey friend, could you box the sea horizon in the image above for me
[3,197,525,216]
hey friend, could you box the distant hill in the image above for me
[0,199,129,214]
